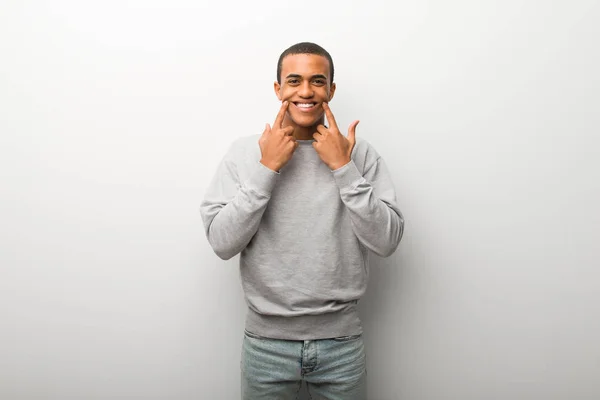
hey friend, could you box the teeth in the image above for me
[296,103,315,108]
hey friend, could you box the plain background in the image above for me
[1,0,599,399]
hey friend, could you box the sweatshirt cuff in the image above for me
[332,160,364,192]
[246,161,279,197]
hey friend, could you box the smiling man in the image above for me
[200,42,404,400]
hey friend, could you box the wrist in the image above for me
[260,159,279,172]
[329,157,351,171]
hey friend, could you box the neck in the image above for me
[283,115,324,140]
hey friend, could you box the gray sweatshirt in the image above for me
[200,134,404,340]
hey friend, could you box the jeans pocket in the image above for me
[332,334,362,342]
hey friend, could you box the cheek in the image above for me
[279,87,294,101]
[317,88,330,99]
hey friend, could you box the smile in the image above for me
[293,102,318,112]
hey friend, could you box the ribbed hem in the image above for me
[246,161,279,197]
[331,160,364,192]
[244,304,363,341]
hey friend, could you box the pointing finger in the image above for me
[274,101,289,128]
[322,102,339,131]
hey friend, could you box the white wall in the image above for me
[1,0,599,399]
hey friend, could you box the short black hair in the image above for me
[276,42,334,84]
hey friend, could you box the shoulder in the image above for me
[228,133,261,152]
[220,133,261,161]
[352,136,381,158]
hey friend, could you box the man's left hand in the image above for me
[312,102,360,170]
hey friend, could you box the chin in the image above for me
[293,120,318,128]
[290,114,323,128]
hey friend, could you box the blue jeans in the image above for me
[241,329,367,400]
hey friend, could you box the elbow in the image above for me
[373,243,399,258]
[203,220,240,260]
[210,241,239,260]
[368,237,399,258]
[373,219,404,258]
[215,251,236,261]
[204,227,239,260]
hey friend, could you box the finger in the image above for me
[322,102,339,131]
[282,126,294,136]
[316,124,328,135]
[347,120,359,143]
[312,132,322,141]
[286,138,298,153]
[263,123,271,135]
[274,101,289,128]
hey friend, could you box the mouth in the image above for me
[292,102,319,113]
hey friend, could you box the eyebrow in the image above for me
[285,74,328,80]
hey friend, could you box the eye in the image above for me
[313,79,326,86]
[288,79,300,85]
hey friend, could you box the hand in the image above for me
[259,101,298,172]
[312,102,359,170]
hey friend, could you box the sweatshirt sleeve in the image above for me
[200,146,279,260]
[331,155,404,257]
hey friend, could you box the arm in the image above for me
[332,156,404,257]
[311,103,404,257]
[200,152,279,260]
[200,102,296,260]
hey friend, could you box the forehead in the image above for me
[281,53,330,78]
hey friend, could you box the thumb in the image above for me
[347,120,359,144]
[263,123,271,134]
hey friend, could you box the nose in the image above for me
[298,81,314,98]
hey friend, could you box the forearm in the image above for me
[332,160,404,257]
[201,162,278,260]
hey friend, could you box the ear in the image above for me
[328,82,336,101]
[274,81,282,101]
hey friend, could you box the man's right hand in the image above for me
[258,101,298,172]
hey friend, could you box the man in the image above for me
[200,42,404,399]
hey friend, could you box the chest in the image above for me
[268,147,344,216]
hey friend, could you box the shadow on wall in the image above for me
[359,251,408,327]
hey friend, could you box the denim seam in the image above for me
[314,340,319,372]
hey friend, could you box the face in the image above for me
[274,53,336,128]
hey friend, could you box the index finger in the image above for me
[322,102,339,130]
[274,101,289,128]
